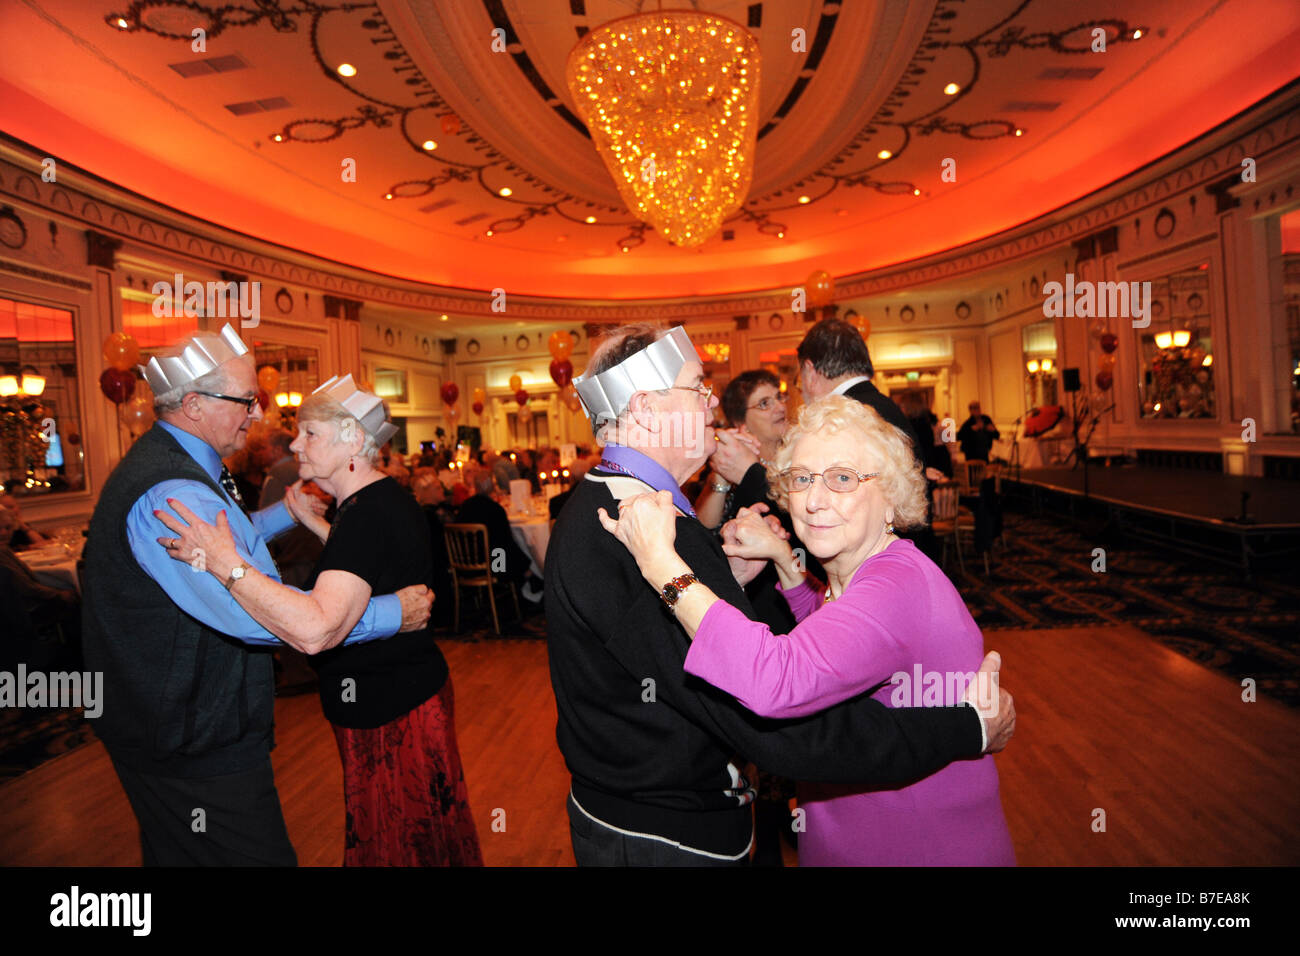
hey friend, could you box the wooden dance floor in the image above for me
[1,628,1297,866]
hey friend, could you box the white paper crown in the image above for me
[312,373,399,446]
[573,326,697,423]
[143,322,249,395]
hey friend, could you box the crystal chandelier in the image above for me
[566,9,760,249]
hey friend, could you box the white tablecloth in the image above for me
[509,515,551,576]
[21,546,80,593]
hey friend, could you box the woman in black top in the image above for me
[158,379,481,866]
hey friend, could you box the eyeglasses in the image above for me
[669,383,714,403]
[748,394,788,412]
[193,391,258,412]
[779,467,880,494]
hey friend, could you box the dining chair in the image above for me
[930,481,964,574]
[443,523,521,636]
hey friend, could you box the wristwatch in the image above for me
[659,573,699,613]
[224,562,251,591]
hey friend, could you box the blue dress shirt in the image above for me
[124,421,401,646]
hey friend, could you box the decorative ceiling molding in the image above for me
[1,96,1296,320]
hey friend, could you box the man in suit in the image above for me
[548,323,1014,865]
[795,317,922,465]
[957,401,1001,462]
[455,467,542,603]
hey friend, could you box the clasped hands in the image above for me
[709,429,763,485]
[598,490,789,588]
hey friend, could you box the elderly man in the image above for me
[546,324,1014,866]
[82,324,431,866]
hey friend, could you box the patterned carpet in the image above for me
[2,512,1296,782]
[950,512,1300,708]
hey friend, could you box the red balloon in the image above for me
[549,358,573,389]
[256,388,271,411]
[471,401,484,416]
[440,383,460,406]
[99,367,136,404]
[1095,370,1114,390]
[1099,333,1119,354]
[514,388,529,406]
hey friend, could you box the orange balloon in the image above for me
[472,386,486,405]
[850,313,871,338]
[563,386,583,413]
[257,365,280,393]
[120,392,153,435]
[102,332,140,372]
[805,270,834,308]
[548,330,575,360]
[508,374,523,393]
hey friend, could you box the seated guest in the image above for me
[413,473,455,629]
[158,374,477,866]
[486,451,519,491]
[600,395,1015,866]
[0,494,50,549]
[0,504,79,667]
[548,459,591,519]
[456,468,542,602]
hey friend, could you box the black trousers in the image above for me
[110,753,297,866]
[567,794,747,867]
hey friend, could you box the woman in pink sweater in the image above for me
[598,396,1015,865]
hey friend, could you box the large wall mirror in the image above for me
[1137,263,1215,419]
[1022,319,1059,409]
[0,296,85,497]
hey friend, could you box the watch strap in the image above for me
[659,573,699,612]
[224,562,251,591]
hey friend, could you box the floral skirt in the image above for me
[331,679,484,866]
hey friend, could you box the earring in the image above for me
[349,457,355,472]
[885,518,894,534]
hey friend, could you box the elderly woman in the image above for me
[600,396,1014,866]
[158,376,482,867]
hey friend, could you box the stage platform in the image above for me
[1008,465,1300,573]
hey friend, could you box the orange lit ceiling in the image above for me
[1,0,1298,300]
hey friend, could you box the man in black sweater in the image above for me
[548,325,1015,865]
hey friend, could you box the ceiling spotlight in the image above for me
[422,139,437,151]
[384,193,393,200]
[337,63,357,77]
[1132,29,1143,39]
[943,82,960,95]
[877,149,892,160]
[798,195,810,204]
[498,187,513,197]
[621,247,629,253]
[272,134,283,142]
[913,188,922,196]
[114,17,130,29]
[440,314,449,321]
[1014,128,1024,137]
[585,215,597,223]
[486,229,494,237]
[777,231,784,238]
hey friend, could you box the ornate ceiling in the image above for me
[1,0,1298,299]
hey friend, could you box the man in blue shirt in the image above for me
[82,324,431,866]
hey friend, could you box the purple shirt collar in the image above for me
[598,444,696,518]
